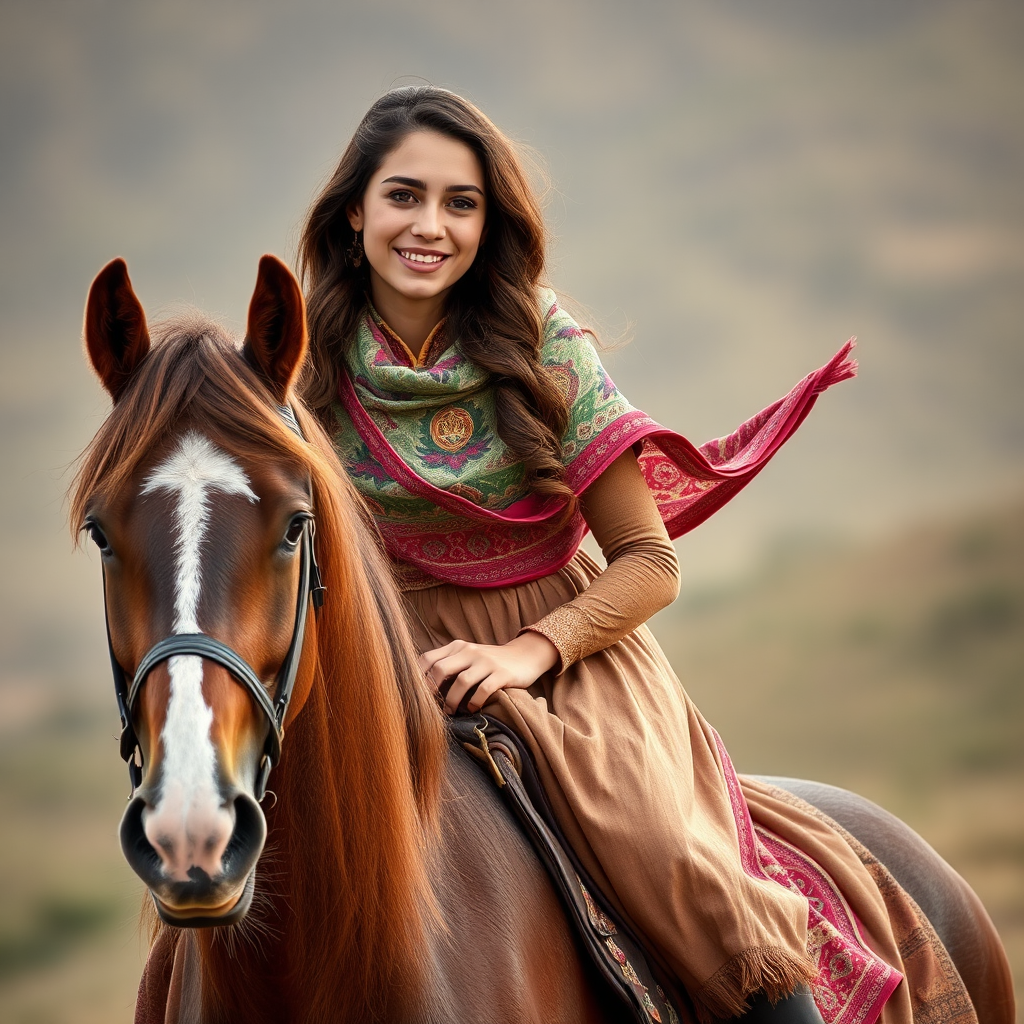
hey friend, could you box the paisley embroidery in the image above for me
[605,937,661,1020]
[572,874,679,1022]
[657,987,681,1024]
[547,361,580,406]
[642,992,662,1022]
[606,937,627,965]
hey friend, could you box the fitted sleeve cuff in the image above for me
[518,602,593,675]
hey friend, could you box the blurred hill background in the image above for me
[0,0,1021,1019]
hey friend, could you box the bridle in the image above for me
[101,405,326,802]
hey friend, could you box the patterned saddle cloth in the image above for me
[449,713,691,1024]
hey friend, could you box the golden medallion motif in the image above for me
[429,406,474,452]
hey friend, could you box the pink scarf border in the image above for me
[712,730,903,1023]
[564,340,858,537]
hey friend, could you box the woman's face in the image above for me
[348,130,487,310]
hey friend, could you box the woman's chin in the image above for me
[371,262,465,305]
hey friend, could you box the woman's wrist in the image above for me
[507,630,560,677]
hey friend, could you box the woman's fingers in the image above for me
[417,639,464,676]
[443,666,491,714]
[465,675,506,713]
[430,653,479,688]
[419,643,473,689]
[417,638,544,711]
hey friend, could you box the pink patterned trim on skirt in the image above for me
[712,732,903,1024]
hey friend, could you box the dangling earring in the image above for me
[347,230,364,269]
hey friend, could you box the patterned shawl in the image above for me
[331,289,856,587]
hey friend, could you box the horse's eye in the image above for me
[85,520,111,553]
[283,515,309,548]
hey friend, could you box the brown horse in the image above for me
[72,256,1014,1024]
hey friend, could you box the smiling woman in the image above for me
[346,131,487,356]
[290,86,863,1021]
[297,88,572,520]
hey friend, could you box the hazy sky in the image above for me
[1,0,1022,682]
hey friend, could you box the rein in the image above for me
[102,404,325,801]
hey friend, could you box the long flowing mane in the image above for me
[71,312,447,1022]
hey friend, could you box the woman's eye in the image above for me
[448,196,477,210]
[283,515,308,547]
[387,189,416,203]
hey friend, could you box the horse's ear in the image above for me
[242,255,308,404]
[84,258,151,402]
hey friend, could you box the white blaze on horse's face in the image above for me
[139,431,258,882]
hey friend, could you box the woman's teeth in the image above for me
[399,251,446,263]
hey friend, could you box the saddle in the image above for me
[449,714,691,1024]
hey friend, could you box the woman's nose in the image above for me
[412,203,444,240]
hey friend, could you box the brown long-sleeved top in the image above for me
[523,450,680,672]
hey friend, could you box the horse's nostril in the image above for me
[120,796,164,886]
[221,793,267,877]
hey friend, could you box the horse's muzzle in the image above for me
[119,791,267,927]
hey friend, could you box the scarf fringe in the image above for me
[693,947,818,1022]
[813,337,858,394]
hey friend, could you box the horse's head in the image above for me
[75,256,324,926]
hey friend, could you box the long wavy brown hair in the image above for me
[297,86,576,515]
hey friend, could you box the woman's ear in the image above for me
[347,203,364,232]
[83,258,151,402]
[242,255,308,404]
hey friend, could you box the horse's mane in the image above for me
[71,311,448,1021]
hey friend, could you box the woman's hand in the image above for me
[418,632,559,714]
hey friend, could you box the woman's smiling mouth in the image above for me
[396,248,451,271]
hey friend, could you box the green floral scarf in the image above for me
[331,289,856,587]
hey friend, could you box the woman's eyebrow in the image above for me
[381,175,482,195]
[382,175,426,189]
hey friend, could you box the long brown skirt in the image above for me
[403,551,964,1021]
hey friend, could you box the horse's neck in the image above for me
[220,686,436,1022]
[187,749,604,1024]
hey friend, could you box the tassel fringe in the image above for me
[693,946,819,1022]
[813,337,858,394]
